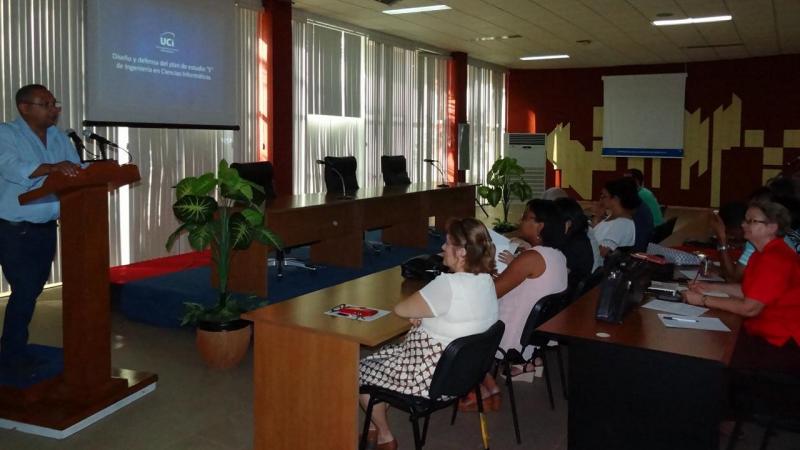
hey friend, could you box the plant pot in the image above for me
[195,319,252,369]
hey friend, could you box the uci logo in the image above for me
[159,32,175,48]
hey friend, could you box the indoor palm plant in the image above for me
[166,159,282,368]
[477,157,533,232]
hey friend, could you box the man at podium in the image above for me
[0,84,81,375]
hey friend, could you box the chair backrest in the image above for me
[650,216,678,243]
[427,321,505,400]
[381,155,411,186]
[230,161,276,203]
[519,290,571,347]
[632,202,654,252]
[323,156,359,193]
[575,268,605,299]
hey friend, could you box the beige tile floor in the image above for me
[0,287,797,449]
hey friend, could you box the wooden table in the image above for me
[537,287,742,450]
[227,183,475,296]
[242,268,423,450]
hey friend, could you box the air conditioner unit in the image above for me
[505,133,547,200]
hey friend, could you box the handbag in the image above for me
[596,257,652,323]
[401,254,447,281]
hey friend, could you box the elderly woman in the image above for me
[684,200,800,375]
[589,178,639,268]
[359,218,499,450]
[462,200,568,409]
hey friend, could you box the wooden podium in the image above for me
[0,161,157,437]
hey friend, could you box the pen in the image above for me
[664,316,698,323]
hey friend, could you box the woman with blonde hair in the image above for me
[359,218,499,450]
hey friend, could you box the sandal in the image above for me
[509,357,544,377]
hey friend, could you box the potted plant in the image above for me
[166,159,282,369]
[477,157,533,232]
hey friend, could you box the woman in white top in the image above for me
[589,178,638,269]
[358,218,499,450]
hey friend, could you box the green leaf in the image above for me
[165,223,190,251]
[486,188,502,207]
[254,227,282,249]
[187,223,214,250]
[193,173,218,196]
[241,208,264,226]
[229,213,254,250]
[173,195,217,224]
[175,177,198,199]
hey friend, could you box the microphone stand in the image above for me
[316,160,353,200]
[425,160,450,188]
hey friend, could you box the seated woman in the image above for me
[589,178,638,268]
[464,200,567,406]
[683,200,800,376]
[554,197,595,290]
[358,218,499,450]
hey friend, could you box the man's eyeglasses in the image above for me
[742,218,769,225]
[23,101,62,109]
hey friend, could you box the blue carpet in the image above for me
[115,231,445,328]
[0,344,63,388]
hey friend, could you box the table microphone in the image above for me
[316,160,353,200]
[423,159,449,188]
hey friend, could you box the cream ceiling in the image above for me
[291,0,800,69]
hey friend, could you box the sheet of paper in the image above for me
[678,269,725,282]
[643,299,708,317]
[324,305,391,322]
[489,229,520,273]
[657,314,731,332]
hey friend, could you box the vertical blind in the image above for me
[0,2,263,295]
[465,63,507,184]
[293,16,453,194]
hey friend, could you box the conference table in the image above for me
[242,267,422,450]
[537,287,743,450]
[225,182,475,296]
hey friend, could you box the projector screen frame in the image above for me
[83,120,240,131]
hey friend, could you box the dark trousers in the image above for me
[0,220,57,364]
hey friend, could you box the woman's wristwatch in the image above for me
[716,243,729,251]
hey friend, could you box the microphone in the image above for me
[82,130,121,149]
[423,158,449,188]
[65,128,85,160]
[316,159,353,199]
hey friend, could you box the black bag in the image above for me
[596,257,652,323]
[401,254,447,281]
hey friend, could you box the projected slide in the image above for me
[85,0,237,129]
[602,73,687,158]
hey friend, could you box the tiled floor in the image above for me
[0,287,798,449]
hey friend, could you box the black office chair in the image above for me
[381,155,411,186]
[323,155,359,195]
[491,290,572,444]
[650,216,678,243]
[231,161,316,277]
[360,321,505,450]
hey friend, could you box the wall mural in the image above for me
[509,55,800,208]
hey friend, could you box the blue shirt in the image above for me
[0,117,80,222]
[738,231,800,266]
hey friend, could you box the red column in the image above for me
[263,0,293,195]
[449,52,468,183]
